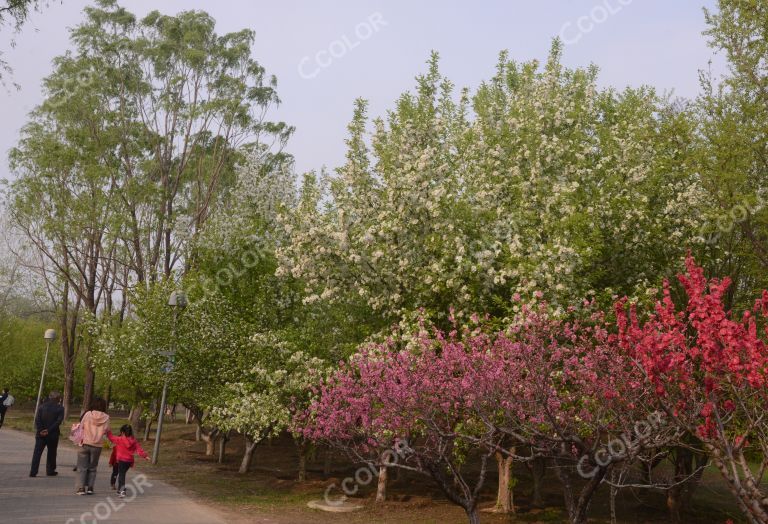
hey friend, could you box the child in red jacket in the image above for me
[106,424,149,497]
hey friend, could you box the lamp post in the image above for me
[152,290,187,464]
[33,329,57,423]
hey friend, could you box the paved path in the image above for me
[0,428,228,524]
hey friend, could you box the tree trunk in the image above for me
[62,366,75,421]
[323,447,332,477]
[376,465,388,502]
[195,424,201,441]
[143,418,153,441]
[129,404,142,431]
[465,505,480,524]
[239,438,258,474]
[81,364,95,415]
[425,454,489,524]
[494,450,515,513]
[131,388,148,431]
[667,448,692,522]
[297,441,307,481]
[531,456,545,508]
[206,439,215,455]
[185,408,193,424]
[706,446,768,524]
[667,448,708,522]
[555,455,607,524]
[609,469,620,524]
[391,464,401,482]
[217,432,229,464]
[202,432,217,456]
[142,400,157,441]
[58,284,79,422]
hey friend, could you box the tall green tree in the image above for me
[8,0,291,415]
[66,0,292,283]
[696,0,768,310]
[8,54,123,414]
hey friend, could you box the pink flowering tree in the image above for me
[616,257,768,523]
[300,323,510,524]
[476,301,676,524]
[301,307,678,524]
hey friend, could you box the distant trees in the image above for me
[0,206,64,402]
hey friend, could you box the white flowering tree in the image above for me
[92,279,251,453]
[278,42,709,328]
[196,148,374,357]
[90,280,175,428]
[208,332,327,473]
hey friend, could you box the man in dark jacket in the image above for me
[0,388,8,428]
[30,391,65,477]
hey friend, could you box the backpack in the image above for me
[2,394,14,407]
[69,423,83,445]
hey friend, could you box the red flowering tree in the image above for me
[616,257,768,523]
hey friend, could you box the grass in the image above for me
[2,407,750,523]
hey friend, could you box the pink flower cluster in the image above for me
[301,302,648,462]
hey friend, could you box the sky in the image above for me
[0,0,728,181]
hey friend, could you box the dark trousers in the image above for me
[110,461,132,491]
[30,433,59,475]
[0,408,6,427]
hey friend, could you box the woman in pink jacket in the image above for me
[76,398,110,495]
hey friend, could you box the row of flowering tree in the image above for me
[300,258,768,524]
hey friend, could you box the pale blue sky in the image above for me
[0,0,726,180]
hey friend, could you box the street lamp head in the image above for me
[168,290,187,308]
[43,329,57,341]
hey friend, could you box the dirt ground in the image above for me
[3,409,746,523]
[139,418,746,523]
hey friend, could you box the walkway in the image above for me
[0,428,228,524]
